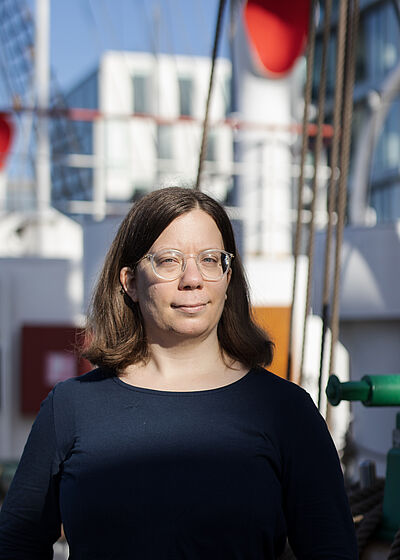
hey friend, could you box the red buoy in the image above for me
[244,0,311,77]
[0,113,14,169]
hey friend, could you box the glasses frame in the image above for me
[137,249,234,282]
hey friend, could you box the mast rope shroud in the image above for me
[317,0,350,410]
[299,0,332,388]
[195,0,227,191]
[286,0,317,381]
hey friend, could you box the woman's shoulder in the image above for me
[250,366,312,402]
[248,366,323,426]
[43,368,115,441]
[51,366,114,403]
[249,367,333,451]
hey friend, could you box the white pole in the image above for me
[93,119,106,221]
[0,170,6,212]
[231,15,292,257]
[0,273,13,458]
[35,0,51,220]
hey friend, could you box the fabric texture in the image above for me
[0,366,357,559]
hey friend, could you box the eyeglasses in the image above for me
[138,249,234,281]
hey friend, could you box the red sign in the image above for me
[20,325,92,415]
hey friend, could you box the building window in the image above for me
[370,182,400,223]
[178,76,193,116]
[348,101,368,179]
[312,32,337,99]
[223,76,231,116]
[206,131,217,162]
[157,125,173,159]
[133,74,151,114]
[355,15,367,83]
[368,2,400,84]
[371,99,400,177]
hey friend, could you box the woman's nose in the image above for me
[178,256,203,289]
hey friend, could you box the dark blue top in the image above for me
[0,367,357,559]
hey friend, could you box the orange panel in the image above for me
[252,306,291,379]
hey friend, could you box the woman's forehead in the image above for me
[151,209,224,250]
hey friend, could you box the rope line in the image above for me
[349,481,384,556]
[327,0,360,426]
[356,502,383,556]
[352,489,385,517]
[276,480,395,558]
[299,0,332,386]
[388,525,400,559]
[286,0,317,381]
[314,0,336,409]
[195,0,227,191]
[348,479,385,507]
[318,0,349,411]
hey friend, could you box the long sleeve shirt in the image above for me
[0,366,357,559]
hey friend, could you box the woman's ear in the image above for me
[120,267,138,302]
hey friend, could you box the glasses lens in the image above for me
[153,250,183,279]
[198,250,230,279]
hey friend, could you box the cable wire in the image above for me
[195,0,227,190]
[286,0,317,381]
[299,0,332,387]
[326,0,359,425]
[318,0,349,411]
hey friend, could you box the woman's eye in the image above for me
[201,254,219,264]
[157,255,180,266]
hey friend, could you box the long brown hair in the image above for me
[82,187,273,370]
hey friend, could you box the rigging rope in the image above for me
[357,503,384,555]
[317,0,349,410]
[299,0,332,386]
[326,0,359,425]
[349,479,385,507]
[388,526,400,559]
[195,0,227,191]
[286,0,317,381]
[277,477,400,558]
[280,3,398,554]
[349,478,400,558]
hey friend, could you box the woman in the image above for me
[0,187,357,559]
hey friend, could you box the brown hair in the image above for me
[82,187,273,370]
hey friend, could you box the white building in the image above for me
[65,51,233,217]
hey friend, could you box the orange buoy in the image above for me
[0,113,14,169]
[243,0,311,77]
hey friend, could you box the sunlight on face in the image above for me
[129,209,231,346]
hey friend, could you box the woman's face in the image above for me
[120,209,231,347]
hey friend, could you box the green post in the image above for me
[326,374,400,407]
[380,413,400,540]
[325,374,400,540]
[326,375,370,406]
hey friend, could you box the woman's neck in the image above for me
[120,335,246,390]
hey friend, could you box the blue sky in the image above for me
[0,0,232,178]
[35,0,231,94]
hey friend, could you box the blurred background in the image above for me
[0,0,399,543]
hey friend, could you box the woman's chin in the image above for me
[149,322,217,346]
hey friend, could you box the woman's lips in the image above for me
[171,303,207,313]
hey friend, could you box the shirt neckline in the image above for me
[112,368,255,396]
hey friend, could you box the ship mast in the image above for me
[35,0,51,248]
